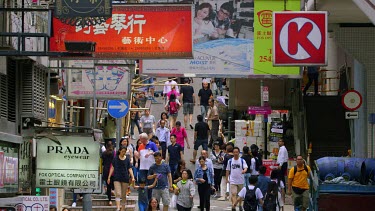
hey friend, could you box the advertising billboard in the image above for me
[50,4,193,59]
[66,60,132,99]
[141,0,254,77]
[253,0,300,75]
[36,136,100,189]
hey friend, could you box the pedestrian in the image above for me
[165,93,181,129]
[287,155,311,211]
[214,78,223,96]
[210,142,224,197]
[226,147,248,211]
[218,144,234,201]
[173,160,187,184]
[190,115,210,163]
[277,138,288,190]
[120,136,135,196]
[130,95,142,140]
[234,176,264,211]
[133,177,158,211]
[151,136,163,155]
[103,115,116,147]
[167,134,184,176]
[108,145,135,211]
[163,77,179,102]
[175,169,195,211]
[156,112,170,130]
[207,98,219,148]
[198,81,213,118]
[145,77,158,104]
[167,85,180,100]
[147,197,161,211]
[134,139,142,183]
[137,133,159,189]
[250,144,262,176]
[155,120,170,160]
[49,206,57,211]
[147,152,174,211]
[140,109,157,138]
[257,166,271,197]
[101,142,115,206]
[241,146,252,187]
[194,156,215,211]
[179,78,195,130]
[270,169,285,211]
[303,66,320,96]
[194,150,214,173]
[62,208,70,211]
[171,121,190,153]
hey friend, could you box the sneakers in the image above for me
[217,196,226,201]
[131,135,136,140]
[71,202,76,207]
[239,206,243,211]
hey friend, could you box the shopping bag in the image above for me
[170,194,177,209]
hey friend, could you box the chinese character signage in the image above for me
[55,0,112,18]
[50,4,193,59]
[66,60,131,99]
[141,0,253,77]
[253,0,300,75]
[36,136,100,189]
[14,196,50,211]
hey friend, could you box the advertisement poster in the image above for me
[141,0,254,77]
[14,196,50,211]
[36,136,100,189]
[67,60,131,99]
[50,4,193,59]
[254,0,300,75]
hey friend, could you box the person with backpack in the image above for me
[263,180,279,211]
[226,147,248,211]
[171,121,190,152]
[287,155,311,211]
[218,143,234,201]
[257,166,271,206]
[235,175,263,211]
[241,146,252,187]
[250,144,262,176]
[165,93,181,129]
[270,169,285,211]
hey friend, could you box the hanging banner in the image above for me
[66,60,132,99]
[36,136,100,189]
[141,0,254,77]
[254,0,300,75]
[50,4,193,59]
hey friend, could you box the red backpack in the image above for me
[169,100,178,114]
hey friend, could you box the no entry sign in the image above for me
[273,11,328,66]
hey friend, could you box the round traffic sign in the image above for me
[341,90,362,111]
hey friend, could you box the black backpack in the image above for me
[243,186,258,211]
[263,181,279,211]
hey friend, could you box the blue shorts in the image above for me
[194,139,208,150]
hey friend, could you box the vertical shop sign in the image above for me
[254,0,300,75]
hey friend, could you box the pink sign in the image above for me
[248,106,272,115]
[0,151,4,188]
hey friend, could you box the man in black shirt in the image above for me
[198,81,213,118]
[190,115,210,163]
[180,78,196,129]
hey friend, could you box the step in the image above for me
[63,204,136,211]
[65,196,137,206]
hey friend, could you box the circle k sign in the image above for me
[273,11,328,66]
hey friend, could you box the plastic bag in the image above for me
[170,194,177,209]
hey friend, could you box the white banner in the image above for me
[67,60,131,99]
[36,136,100,189]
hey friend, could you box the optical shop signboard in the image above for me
[36,136,99,189]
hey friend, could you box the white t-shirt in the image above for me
[238,185,263,200]
[250,158,259,175]
[226,158,248,185]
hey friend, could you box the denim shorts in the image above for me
[194,139,208,150]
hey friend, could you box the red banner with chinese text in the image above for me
[50,4,193,59]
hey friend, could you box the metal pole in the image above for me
[83,100,92,211]
[47,66,51,123]
[260,80,267,159]
[92,62,97,128]
[116,118,121,150]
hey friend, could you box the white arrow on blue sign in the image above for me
[107,100,129,119]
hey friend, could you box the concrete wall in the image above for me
[335,27,375,158]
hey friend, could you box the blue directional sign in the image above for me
[107,100,129,119]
